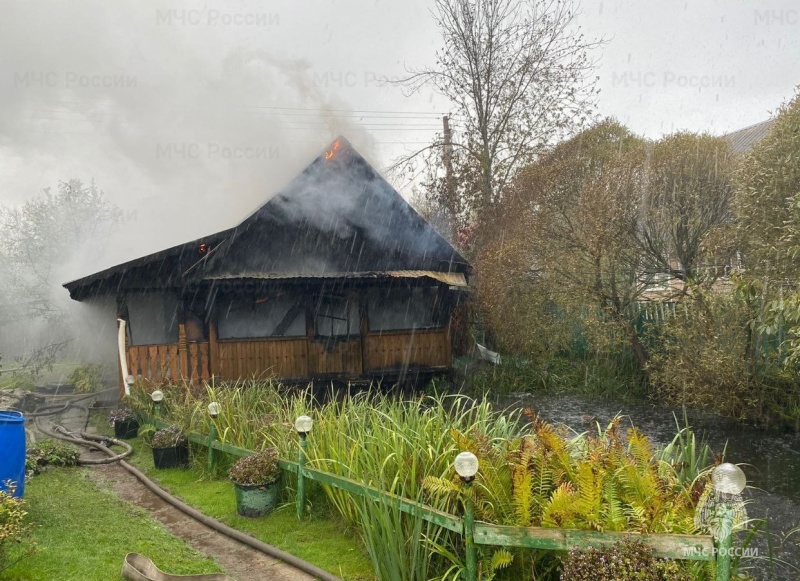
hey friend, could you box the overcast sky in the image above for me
[0,0,797,278]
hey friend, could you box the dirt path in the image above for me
[33,402,315,581]
[87,458,315,581]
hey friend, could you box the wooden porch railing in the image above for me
[127,342,210,384]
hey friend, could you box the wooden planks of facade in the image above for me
[311,339,363,376]
[215,338,309,380]
[127,344,180,382]
[127,342,210,384]
[127,328,450,384]
[364,329,450,371]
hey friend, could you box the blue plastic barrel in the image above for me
[0,411,26,497]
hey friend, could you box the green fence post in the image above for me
[296,434,308,519]
[206,422,217,473]
[715,504,734,581]
[151,390,164,419]
[463,481,477,581]
[206,403,221,474]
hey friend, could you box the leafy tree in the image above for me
[0,179,120,375]
[398,0,602,241]
[1,179,119,324]
[735,91,800,377]
[736,91,800,283]
[637,133,737,291]
[478,119,649,363]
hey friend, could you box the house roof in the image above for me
[722,118,774,154]
[64,137,468,301]
[205,270,468,287]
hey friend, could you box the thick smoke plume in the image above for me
[0,0,375,371]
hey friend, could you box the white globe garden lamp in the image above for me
[207,402,222,419]
[294,415,313,436]
[711,463,747,496]
[454,451,479,483]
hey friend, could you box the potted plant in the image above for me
[151,425,189,469]
[229,447,281,517]
[108,407,139,439]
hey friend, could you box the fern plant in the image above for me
[424,414,705,579]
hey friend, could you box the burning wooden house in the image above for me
[64,138,469,393]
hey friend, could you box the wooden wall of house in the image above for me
[126,341,211,384]
[363,329,450,371]
[311,339,363,376]
[214,338,309,380]
[124,284,456,385]
[126,329,450,383]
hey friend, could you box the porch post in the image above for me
[208,321,219,378]
[178,322,189,381]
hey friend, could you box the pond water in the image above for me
[490,392,800,579]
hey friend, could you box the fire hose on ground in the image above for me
[33,398,343,581]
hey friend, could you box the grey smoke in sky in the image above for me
[0,0,797,283]
[0,1,380,280]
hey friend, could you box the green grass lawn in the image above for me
[126,441,375,580]
[93,417,375,581]
[1,468,224,581]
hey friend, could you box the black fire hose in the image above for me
[25,401,71,417]
[21,388,117,417]
[32,417,134,464]
[117,458,342,581]
[55,426,134,465]
[36,403,343,581]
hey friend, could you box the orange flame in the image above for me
[324,139,341,160]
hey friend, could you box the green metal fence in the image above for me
[143,414,733,581]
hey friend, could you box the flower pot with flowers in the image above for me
[151,425,189,469]
[229,447,281,517]
[108,408,139,439]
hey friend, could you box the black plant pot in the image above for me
[152,445,189,469]
[114,419,139,440]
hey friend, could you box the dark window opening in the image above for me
[217,294,305,339]
[314,295,359,338]
[127,292,179,346]
[367,286,443,332]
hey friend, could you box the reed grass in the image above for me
[126,378,717,581]
[658,411,715,487]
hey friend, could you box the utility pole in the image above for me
[442,115,457,241]
[443,115,454,188]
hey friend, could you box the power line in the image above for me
[243,104,449,116]
[50,100,465,119]
[26,110,453,123]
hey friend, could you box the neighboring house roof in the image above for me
[64,137,468,301]
[722,118,775,154]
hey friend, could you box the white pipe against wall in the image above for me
[117,318,131,396]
